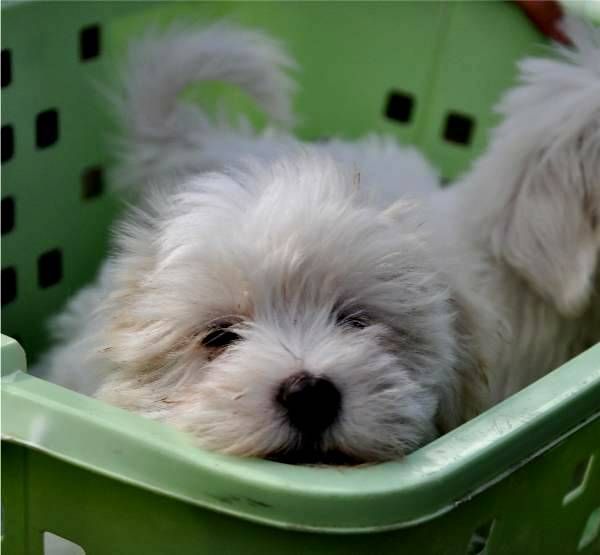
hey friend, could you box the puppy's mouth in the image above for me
[267,448,360,466]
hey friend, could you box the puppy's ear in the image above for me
[491,131,600,317]
[486,17,600,317]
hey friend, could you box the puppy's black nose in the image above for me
[276,371,341,435]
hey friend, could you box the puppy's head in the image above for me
[489,18,600,317]
[95,153,478,463]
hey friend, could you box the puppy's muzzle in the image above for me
[276,371,341,436]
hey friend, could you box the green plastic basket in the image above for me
[2,2,599,554]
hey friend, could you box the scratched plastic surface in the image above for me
[2,2,600,554]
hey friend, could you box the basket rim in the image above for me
[2,335,599,532]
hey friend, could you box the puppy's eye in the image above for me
[335,310,371,329]
[201,324,242,348]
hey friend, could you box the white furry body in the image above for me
[35,19,600,462]
[428,19,600,400]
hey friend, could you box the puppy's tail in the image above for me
[110,22,296,191]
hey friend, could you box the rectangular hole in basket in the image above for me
[1,49,12,87]
[384,90,415,124]
[44,532,86,555]
[37,248,63,289]
[443,111,475,146]
[2,196,15,234]
[1,267,17,306]
[564,454,594,505]
[2,125,15,163]
[36,109,59,149]
[82,166,104,199]
[80,24,101,61]
[578,506,600,551]
[466,519,495,555]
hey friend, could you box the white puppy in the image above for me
[36,18,599,464]
[424,16,600,403]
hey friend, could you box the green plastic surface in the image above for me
[2,2,600,554]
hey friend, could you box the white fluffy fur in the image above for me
[109,23,440,209]
[35,18,599,462]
